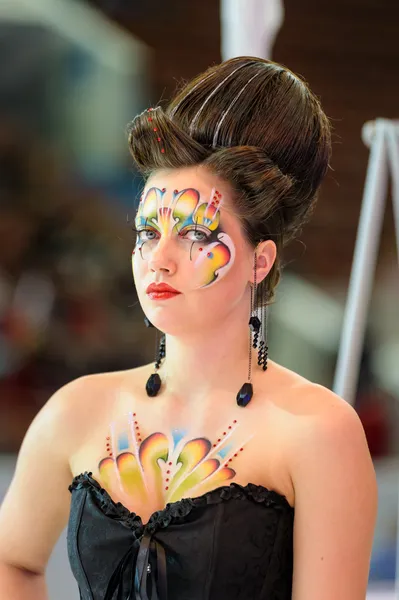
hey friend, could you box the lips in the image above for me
[146,283,181,294]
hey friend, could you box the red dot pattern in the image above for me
[147,108,165,155]
[131,413,142,443]
[165,461,173,490]
[105,435,113,457]
[210,190,222,207]
[212,419,243,466]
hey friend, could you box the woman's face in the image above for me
[132,166,254,335]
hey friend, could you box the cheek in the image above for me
[190,233,236,289]
[132,251,145,286]
[131,251,136,279]
[189,267,245,324]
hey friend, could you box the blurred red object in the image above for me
[356,389,390,458]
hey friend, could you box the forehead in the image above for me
[144,166,235,215]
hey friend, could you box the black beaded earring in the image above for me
[144,251,268,403]
[257,301,269,371]
[236,251,261,407]
[144,317,165,397]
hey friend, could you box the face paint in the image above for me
[95,411,253,513]
[134,187,236,288]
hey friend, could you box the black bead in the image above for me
[252,332,259,349]
[144,316,154,328]
[236,382,253,407]
[249,316,261,332]
[146,373,161,397]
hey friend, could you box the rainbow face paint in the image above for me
[96,412,253,512]
[134,187,235,288]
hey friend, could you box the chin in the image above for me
[149,319,189,337]
[143,305,189,336]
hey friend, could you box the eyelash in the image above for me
[132,227,210,242]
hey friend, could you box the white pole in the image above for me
[333,119,389,403]
[384,123,399,600]
[220,0,284,61]
[385,123,399,260]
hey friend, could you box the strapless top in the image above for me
[67,471,294,600]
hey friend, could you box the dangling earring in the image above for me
[236,251,262,407]
[257,303,269,371]
[144,317,165,396]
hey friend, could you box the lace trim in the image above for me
[69,472,143,532]
[69,471,294,536]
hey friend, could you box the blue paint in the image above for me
[118,433,130,451]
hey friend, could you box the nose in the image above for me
[147,235,177,276]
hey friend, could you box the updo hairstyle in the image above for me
[127,56,332,305]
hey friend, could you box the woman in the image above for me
[0,56,377,600]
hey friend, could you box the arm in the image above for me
[0,379,83,599]
[0,564,48,600]
[289,387,378,600]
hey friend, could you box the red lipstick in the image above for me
[146,282,181,300]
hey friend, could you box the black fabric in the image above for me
[67,471,294,600]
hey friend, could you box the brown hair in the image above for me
[127,56,332,305]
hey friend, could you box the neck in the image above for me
[155,301,258,403]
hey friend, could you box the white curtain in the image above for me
[220,0,284,61]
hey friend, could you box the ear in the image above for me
[251,240,277,284]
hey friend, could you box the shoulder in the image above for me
[265,361,365,431]
[37,367,145,452]
[284,380,375,490]
[50,365,147,408]
[288,381,370,451]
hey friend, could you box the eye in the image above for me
[180,228,210,242]
[135,228,158,241]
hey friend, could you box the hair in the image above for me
[127,56,332,306]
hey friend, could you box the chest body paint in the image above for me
[95,412,254,511]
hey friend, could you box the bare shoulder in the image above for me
[275,364,369,457]
[292,379,374,468]
[259,361,374,503]
[266,360,360,424]
[287,379,366,439]
[283,375,376,507]
[39,366,147,454]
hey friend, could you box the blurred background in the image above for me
[0,0,398,598]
